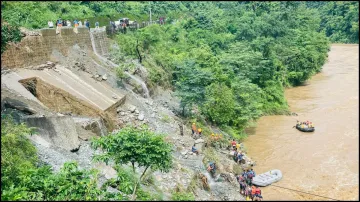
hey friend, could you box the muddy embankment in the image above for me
[244,44,359,201]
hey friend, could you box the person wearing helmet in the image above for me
[191,123,196,135]
[198,128,202,136]
[207,162,216,177]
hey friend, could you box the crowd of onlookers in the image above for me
[47,18,100,34]
[47,16,166,35]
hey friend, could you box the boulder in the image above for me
[196,142,205,152]
[23,116,80,152]
[195,138,205,144]
[129,105,136,113]
[102,74,108,80]
[138,114,144,121]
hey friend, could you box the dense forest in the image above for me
[1,1,358,201]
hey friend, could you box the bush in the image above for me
[171,191,195,201]
[1,21,23,54]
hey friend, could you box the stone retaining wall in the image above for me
[1,27,93,69]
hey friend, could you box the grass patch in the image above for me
[173,183,195,201]
[202,147,219,165]
[160,113,171,123]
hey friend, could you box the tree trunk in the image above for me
[136,39,142,63]
[179,124,184,136]
[132,179,138,201]
[140,165,150,181]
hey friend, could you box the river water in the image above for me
[244,44,359,200]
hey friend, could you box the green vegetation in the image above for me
[113,1,333,137]
[1,117,168,201]
[91,126,173,199]
[171,191,195,201]
[1,116,120,201]
[172,184,195,201]
[307,1,359,43]
[1,21,22,54]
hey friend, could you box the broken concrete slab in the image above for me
[23,116,80,152]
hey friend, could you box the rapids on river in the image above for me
[244,44,359,200]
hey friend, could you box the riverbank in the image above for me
[243,44,359,200]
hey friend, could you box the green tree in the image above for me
[91,126,173,199]
[174,60,214,116]
[1,21,23,54]
[203,83,236,125]
[1,115,37,191]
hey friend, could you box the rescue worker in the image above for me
[254,186,263,200]
[236,143,241,151]
[231,139,237,150]
[237,151,244,164]
[233,149,239,162]
[192,144,199,155]
[198,128,202,136]
[251,185,256,200]
[207,162,216,177]
[191,123,196,135]
[245,185,252,201]
[246,169,255,185]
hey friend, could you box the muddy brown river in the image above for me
[244,44,359,200]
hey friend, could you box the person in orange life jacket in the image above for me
[198,128,202,137]
[251,185,256,198]
[254,186,262,199]
[231,139,237,150]
[191,123,196,135]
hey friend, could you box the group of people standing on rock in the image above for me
[49,18,96,35]
[231,139,245,164]
[237,169,263,201]
[231,139,262,200]
[188,122,262,200]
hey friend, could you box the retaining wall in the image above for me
[1,27,94,69]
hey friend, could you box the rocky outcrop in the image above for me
[23,116,80,152]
